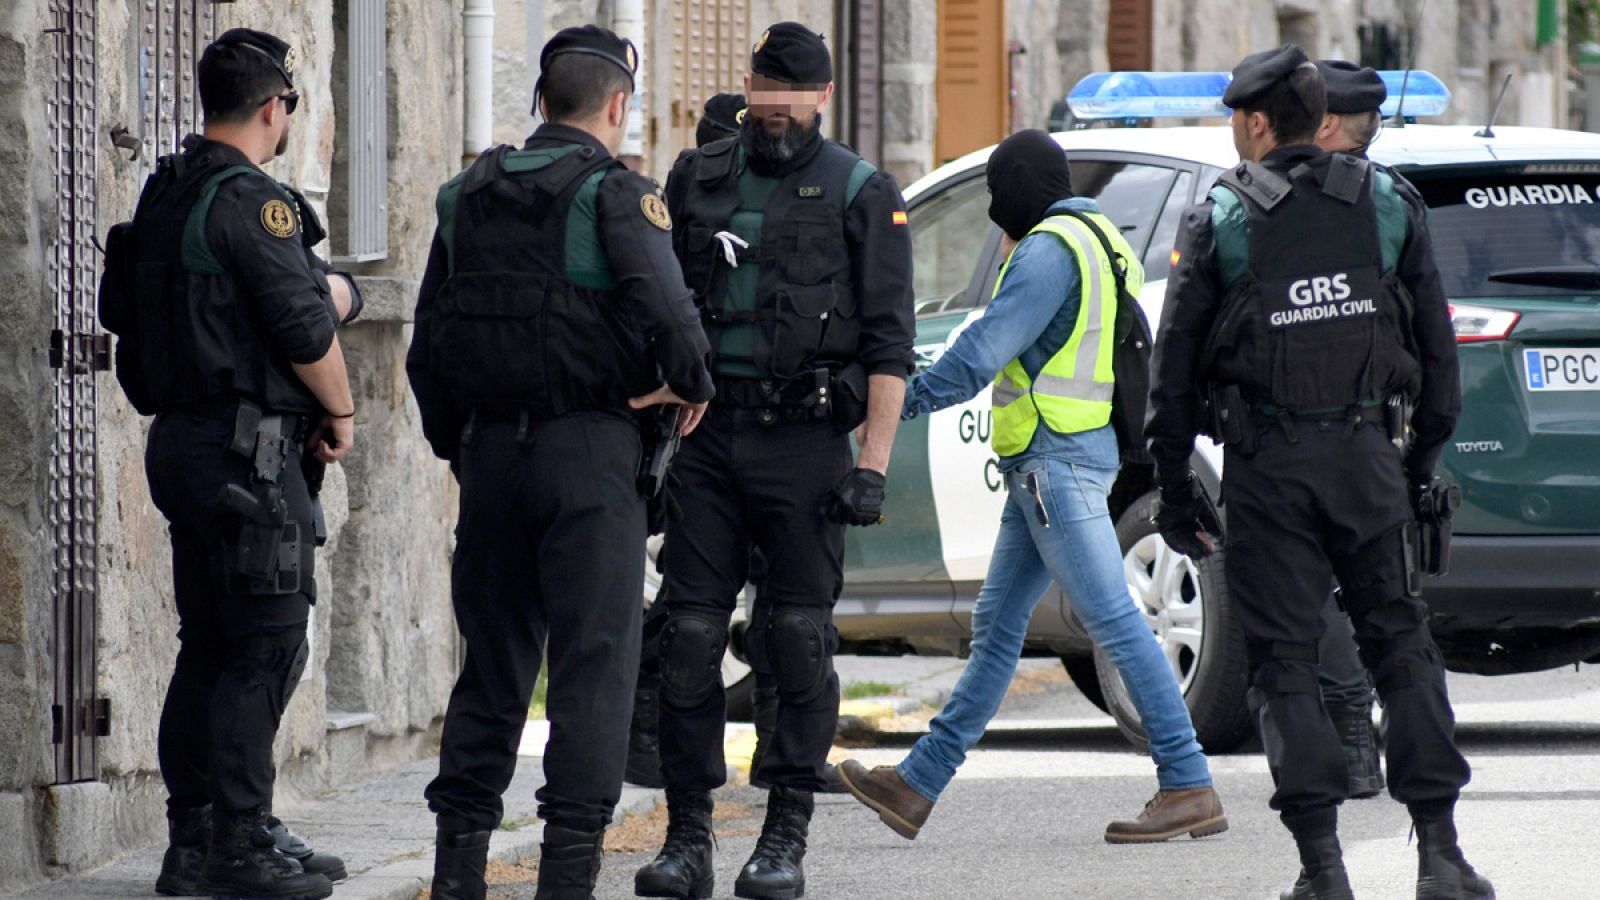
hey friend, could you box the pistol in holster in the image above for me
[1208,384,1257,455]
[1416,478,1462,577]
[638,405,684,500]
[218,400,303,595]
[302,444,329,548]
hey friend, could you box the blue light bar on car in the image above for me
[1066,69,1450,121]
[1067,72,1233,120]
[1375,70,1451,118]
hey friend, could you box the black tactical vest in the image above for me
[427,143,655,418]
[677,138,866,379]
[1204,154,1421,411]
[99,137,317,415]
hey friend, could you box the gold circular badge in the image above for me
[283,44,299,76]
[625,44,638,73]
[640,193,672,231]
[754,30,770,54]
[260,199,297,239]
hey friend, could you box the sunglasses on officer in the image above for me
[259,90,300,115]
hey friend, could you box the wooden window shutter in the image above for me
[936,0,1006,165]
[1107,0,1153,71]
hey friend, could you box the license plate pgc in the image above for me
[1525,348,1600,391]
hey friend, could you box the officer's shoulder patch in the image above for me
[260,198,297,239]
[640,192,671,231]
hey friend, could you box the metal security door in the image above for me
[47,0,104,784]
[669,0,750,154]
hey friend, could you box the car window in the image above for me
[1141,170,1194,281]
[1409,167,1600,297]
[1067,160,1178,258]
[910,176,997,317]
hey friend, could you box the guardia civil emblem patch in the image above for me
[640,193,672,231]
[260,199,297,239]
[754,30,771,54]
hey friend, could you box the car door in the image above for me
[840,169,1000,650]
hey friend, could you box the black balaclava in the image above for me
[986,129,1074,241]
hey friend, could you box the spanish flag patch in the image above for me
[892,210,909,226]
[1170,249,1181,267]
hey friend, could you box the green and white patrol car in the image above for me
[821,78,1600,752]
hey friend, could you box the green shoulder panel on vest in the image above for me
[182,165,273,275]
[565,168,614,290]
[845,159,876,207]
[1371,169,1408,273]
[1208,185,1250,290]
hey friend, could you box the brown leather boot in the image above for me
[836,759,933,840]
[1104,787,1229,844]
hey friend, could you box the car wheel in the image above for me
[644,535,757,721]
[1061,655,1110,714]
[1092,491,1254,754]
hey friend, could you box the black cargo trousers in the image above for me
[656,407,853,793]
[425,411,646,834]
[1223,415,1471,838]
[146,402,317,816]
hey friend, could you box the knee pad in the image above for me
[766,609,836,700]
[658,614,727,708]
[1357,626,1443,698]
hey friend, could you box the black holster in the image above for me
[1416,479,1461,577]
[1208,383,1257,455]
[829,362,868,433]
[218,400,303,595]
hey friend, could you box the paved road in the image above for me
[559,659,1598,900]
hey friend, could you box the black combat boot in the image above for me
[1329,700,1385,799]
[430,826,492,900]
[1415,817,1495,899]
[1279,834,1355,900]
[747,686,779,790]
[195,807,333,900]
[635,790,714,898]
[535,825,605,900]
[734,787,813,900]
[155,804,210,896]
[267,816,348,883]
[626,685,667,789]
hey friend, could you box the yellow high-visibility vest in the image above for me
[991,212,1142,457]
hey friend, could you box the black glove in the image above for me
[1154,475,1223,559]
[824,468,887,526]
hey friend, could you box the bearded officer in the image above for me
[408,25,713,900]
[98,28,356,900]
[1146,46,1491,900]
[636,21,915,900]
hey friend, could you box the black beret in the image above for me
[751,22,832,84]
[1222,44,1312,108]
[1317,60,1386,114]
[540,24,638,87]
[211,28,296,87]
[703,93,747,132]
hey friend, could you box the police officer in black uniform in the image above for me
[408,25,714,900]
[636,22,915,900]
[628,91,750,792]
[1147,46,1492,900]
[1303,60,1398,801]
[99,28,359,900]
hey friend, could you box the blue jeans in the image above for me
[898,457,1212,801]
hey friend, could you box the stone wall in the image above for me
[0,0,64,889]
[0,0,465,890]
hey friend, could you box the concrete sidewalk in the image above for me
[16,743,662,900]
